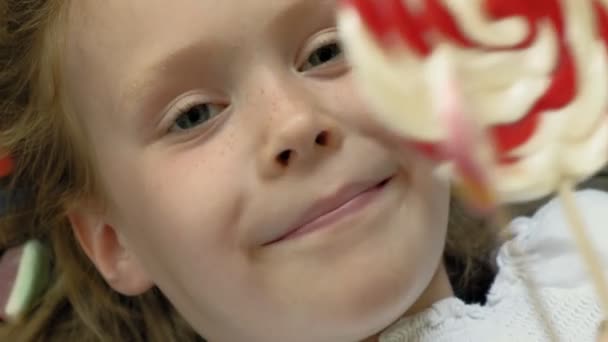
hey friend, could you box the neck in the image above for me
[406,262,453,315]
[363,262,454,342]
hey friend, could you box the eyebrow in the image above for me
[269,0,336,32]
[120,0,337,125]
[119,38,215,116]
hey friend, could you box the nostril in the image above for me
[315,131,329,146]
[276,150,292,166]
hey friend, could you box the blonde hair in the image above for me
[0,0,500,340]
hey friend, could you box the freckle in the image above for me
[223,131,235,153]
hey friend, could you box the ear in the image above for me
[67,205,153,296]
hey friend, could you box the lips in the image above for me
[263,176,394,246]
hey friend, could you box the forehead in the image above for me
[63,0,335,109]
[66,0,336,58]
[61,0,337,138]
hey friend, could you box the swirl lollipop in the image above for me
[337,0,608,339]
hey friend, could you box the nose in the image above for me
[256,92,344,179]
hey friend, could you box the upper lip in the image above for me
[263,175,393,245]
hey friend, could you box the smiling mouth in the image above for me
[263,176,395,246]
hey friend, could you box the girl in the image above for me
[0,0,605,341]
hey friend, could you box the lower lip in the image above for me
[267,177,393,245]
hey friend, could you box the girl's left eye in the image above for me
[170,103,225,132]
[299,40,344,72]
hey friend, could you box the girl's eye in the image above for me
[171,103,224,132]
[300,41,344,72]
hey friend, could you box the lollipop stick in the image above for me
[558,181,608,342]
[559,181,608,342]
[599,320,608,342]
[558,181,608,315]
[439,60,560,339]
[494,208,560,342]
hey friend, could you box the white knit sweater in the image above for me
[379,190,608,342]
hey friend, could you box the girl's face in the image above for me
[63,0,451,341]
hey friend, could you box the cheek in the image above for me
[100,143,249,277]
[417,166,451,249]
[103,149,262,328]
[317,74,387,138]
[318,74,371,115]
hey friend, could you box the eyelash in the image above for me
[298,36,344,72]
[169,100,226,133]
[166,33,344,135]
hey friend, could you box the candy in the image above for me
[338,0,608,203]
[0,240,50,322]
[337,2,608,339]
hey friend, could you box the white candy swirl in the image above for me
[338,0,608,202]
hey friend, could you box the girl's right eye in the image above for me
[170,103,225,132]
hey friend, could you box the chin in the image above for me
[299,236,445,341]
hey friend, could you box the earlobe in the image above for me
[67,207,153,296]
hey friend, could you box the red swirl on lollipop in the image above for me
[349,0,574,150]
[338,0,608,204]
